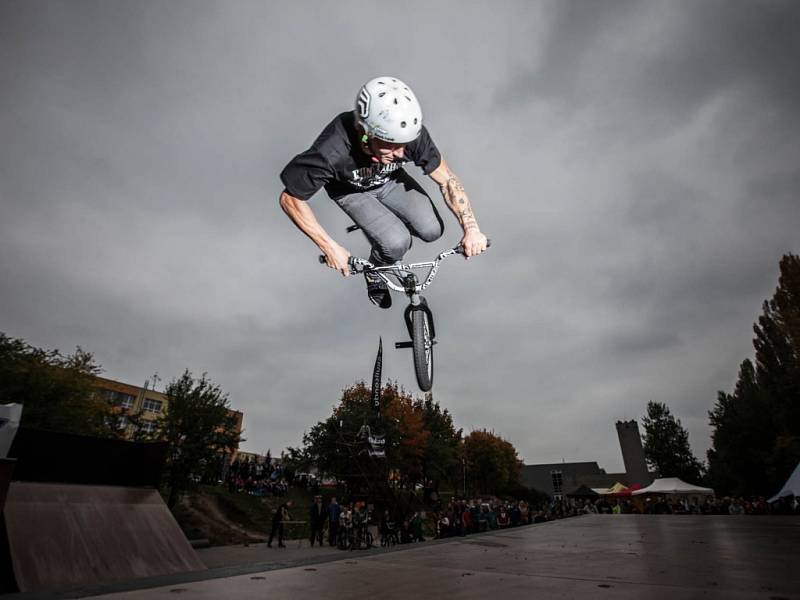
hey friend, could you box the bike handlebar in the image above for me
[317,240,491,269]
[318,240,490,293]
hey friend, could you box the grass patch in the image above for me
[173,485,316,545]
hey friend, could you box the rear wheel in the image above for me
[411,309,434,391]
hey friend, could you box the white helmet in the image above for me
[354,76,423,144]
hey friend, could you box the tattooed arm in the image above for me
[429,158,488,257]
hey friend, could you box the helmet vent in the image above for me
[400,121,407,128]
[393,98,398,104]
[378,92,386,97]
[405,96,411,102]
[414,118,418,124]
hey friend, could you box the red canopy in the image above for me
[614,483,643,497]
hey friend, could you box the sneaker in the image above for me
[365,271,391,309]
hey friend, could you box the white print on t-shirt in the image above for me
[350,162,402,189]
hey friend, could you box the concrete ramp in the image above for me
[4,481,206,592]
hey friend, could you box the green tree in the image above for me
[0,332,114,436]
[708,254,800,495]
[463,429,522,496]
[641,401,704,482]
[707,361,772,495]
[158,370,241,508]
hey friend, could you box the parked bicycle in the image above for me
[338,522,374,550]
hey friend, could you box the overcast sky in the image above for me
[1,0,798,474]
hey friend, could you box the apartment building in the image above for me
[92,375,243,448]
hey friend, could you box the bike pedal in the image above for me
[395,341,413,349]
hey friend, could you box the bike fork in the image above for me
[395,293,437,349]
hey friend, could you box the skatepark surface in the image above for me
[8,515,800,599]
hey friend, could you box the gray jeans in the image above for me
[333,170,444,265]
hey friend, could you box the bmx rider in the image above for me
[279,76,488,308]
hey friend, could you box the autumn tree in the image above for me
[708,254,800,495]
[384,389,429,486]
[641,401,704,482]
[463,429,523,497]
[0,332,114,436]
[299,382,458,493]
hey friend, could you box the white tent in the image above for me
[768,463,800,503]
[632,477,714,496]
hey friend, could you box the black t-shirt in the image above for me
[280,111,441,201]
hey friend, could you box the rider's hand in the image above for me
[322,242,352,276]
[460,229,488,258]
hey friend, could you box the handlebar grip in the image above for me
[455,238,492,254]
[319,254,363,274]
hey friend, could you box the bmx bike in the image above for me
[320,240,490,392]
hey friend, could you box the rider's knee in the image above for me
[416,220,444,243]
[379,229,412,263]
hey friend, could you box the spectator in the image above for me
[518,501,529,525]
[478,504,489,532]
[728,499,745,515]
[410,511,425,542]
[437,512,450,538]
[267,500,293,548]
[653,497,672,515]
[462,505,474,535]
[497,506,510,528]
[309,494,325,546]
[327,496,341,547]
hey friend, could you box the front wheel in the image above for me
[411,309,434,391]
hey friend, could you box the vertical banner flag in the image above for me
[371,337,383,415]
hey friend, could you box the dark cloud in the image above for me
[1,0,798,471]
[499,1,800,141]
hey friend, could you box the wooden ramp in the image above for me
[3,482,206,592]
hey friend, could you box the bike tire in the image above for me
[411,309,434,391]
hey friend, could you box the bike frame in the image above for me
[347,245,464,307]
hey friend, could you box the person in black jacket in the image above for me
[309,495,325,546]
[267,500,293,548]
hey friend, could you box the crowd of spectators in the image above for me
[635,495,799,515]
[431,497,582,538]
[567,495,799,516]
[224,457,289,497]
[428,493,799,538]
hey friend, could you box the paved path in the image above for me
[11,516,800,599]
[197,539,344,569]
